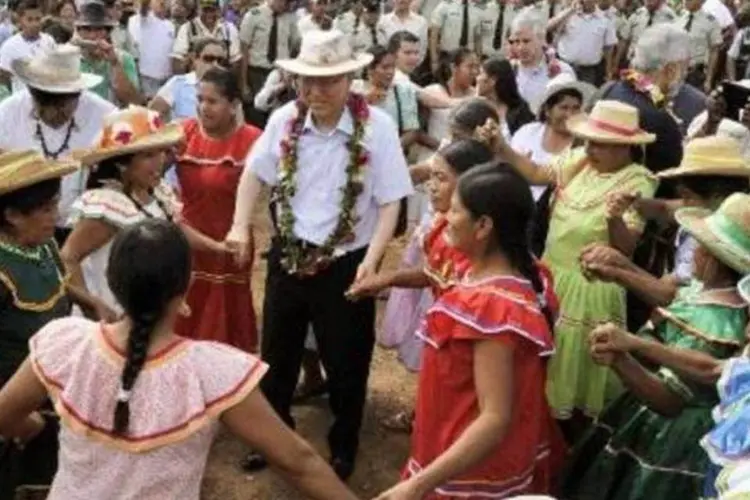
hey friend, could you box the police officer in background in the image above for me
[429,0,483,76]
[616,0,675,68]
[681,0,722,92]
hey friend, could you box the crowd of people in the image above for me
[0,0,748,498]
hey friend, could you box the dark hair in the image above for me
[539,88,583,122]
[437,47,473,87]
[675,175,750,201]
[367,44,393,67]
[438,138,494,176]
[200,66,240,102]
[450,97,499,137]
[387,30,419,53]
[29,87,80,107]
[42,17,73,43]
[16,0,42,14]
[85,155,134,190]
[54,0,77,15]
[456,162,555,330]
[191,36,227,57]
[363,0,379,14]
[481,57,523,109]
[0,178,60,230]
[108,220,191,435]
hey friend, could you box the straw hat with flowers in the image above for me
[74,106,183,166]
[658,136,750,179]
[0,150,81,195]
[675,192,750,275]
[567,100,656,145]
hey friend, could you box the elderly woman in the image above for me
[0,151,107,497]
[564,193,750,499]
[488,100,658,441]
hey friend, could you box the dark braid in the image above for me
[107,220,192,436]
[503,239,555,332]
[112,314,159,435]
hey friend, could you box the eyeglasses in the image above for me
[201,55,229,66]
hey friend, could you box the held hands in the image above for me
[345,273,388,300]
[225,227,254,267]
[588,322,635,366]
[579,243,631,282]
[605,191,640,220]
[473,118,503,152]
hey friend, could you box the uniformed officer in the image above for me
[350,0,387,52]
[238,0,299,102]
[429,0,484,75]
[680,0,722,91]
[480,0,518,58]
[333,0,364,35]
[617,0,676,65]
[727,23,750,80]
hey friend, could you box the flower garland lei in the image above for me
[508,47,561,78]
[275,93,370,276]
[620,68,682,125]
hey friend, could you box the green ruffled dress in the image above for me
[561,281,748,500]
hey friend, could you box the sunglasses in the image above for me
[201,54,229,66]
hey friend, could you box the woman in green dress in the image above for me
[561,192,750,499]
[483,99,658,439]
[0,151,107,499]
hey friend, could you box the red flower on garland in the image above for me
[113,129,134,145]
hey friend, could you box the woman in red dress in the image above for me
[375,162,564,500]
[174,67,260,352]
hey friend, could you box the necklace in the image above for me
[35,119,76,160]
[125,190,172,222]
[274,93,370,276]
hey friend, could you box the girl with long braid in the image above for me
[374,164,564,500]
[0,219,358,499]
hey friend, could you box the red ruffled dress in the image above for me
[422,215,471,299]
[405,270,565,499]
[175,119,261,352]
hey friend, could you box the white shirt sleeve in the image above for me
[171,23,190,60]
[248,107,286,185]
[728,30,743,59]
[253,69,283,111]
[0,36,15,72]
[605,17,617,46]
[369,109,415,205]
[155,76,178,106]
[227,23,242,63]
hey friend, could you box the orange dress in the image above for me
[406,272,565,499]
[175,119,261,352]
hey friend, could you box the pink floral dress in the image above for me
[28,317,267,499]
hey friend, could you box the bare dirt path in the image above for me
[201,208,416,500]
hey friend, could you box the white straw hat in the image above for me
[534,72,596,117]
[275,29,373,77]
[567,100,656,145]
[12,43,102,94]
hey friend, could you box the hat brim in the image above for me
[675,207,750,274]
[12,58,103,93]
[535,80,597,117]
[0,155,81,195]
[567,114,656,145]
[275,53,374,77]
[657,164,750,179]
[74,124,184,166]
[739,275,750,304]
[74,20,117,27]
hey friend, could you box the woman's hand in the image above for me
[589,322,636,355]
[580,243,631,282]
[473,118,504,153]
[345,273,390,300]
[605,191,639,220]
[225,226,253,266]
[372,479,425,500]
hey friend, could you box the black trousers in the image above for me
[260,239,376,461]
[571,62,605,87]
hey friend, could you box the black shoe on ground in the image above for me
[329,456,355,481]
[240,451,268,473]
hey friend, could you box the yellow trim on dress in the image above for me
[657,308,744,347]
[0,270,68,312]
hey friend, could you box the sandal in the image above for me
[381,411,414,434]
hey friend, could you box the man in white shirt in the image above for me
[297,0,332,36]
[0,0,56,93]
[227,29,412,481]
[127,0,175,97]
[0,44,116,244]
[171,0,241,74]
[380,0,428,65]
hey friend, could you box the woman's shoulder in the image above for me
[70,187,142,228]
[511,121,544,144]
[30,317,99,391]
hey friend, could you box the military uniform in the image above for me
[239,3,299,99]
[431,0,484,54]
[679,8,722,88]
[728,27,750,80]
[351,21,388,53]
[622,4,676,60]
[480,0,518,57]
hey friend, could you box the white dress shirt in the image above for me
[380,11,429,64]
[516,59,576,112]
[556,9,617,66]
[128,12,174,80]
[249,102,414,251]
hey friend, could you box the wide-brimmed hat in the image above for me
[0,151,81,195]
[675,192,750,274]
[275,29,373,77]
[74,106,183,166]
[75,1,117,28]
[534,72,596,117]
[12,44,102,94]
[658,136,750,179]
[739,274,750,304]
[567,100,656,145]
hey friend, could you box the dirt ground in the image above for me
[201,207,416,500]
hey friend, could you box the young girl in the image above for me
[0,220,358,500]
[374,163,563,499]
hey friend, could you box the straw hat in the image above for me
[0,150,81,196]
[12,44,102,94]
[675,192,750,274]
[74,106,183,166]
[534,72,596,117]
[658,136,750,179]
[567,100,656,145]
[275,29,373,77]
[739,274,749,304]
